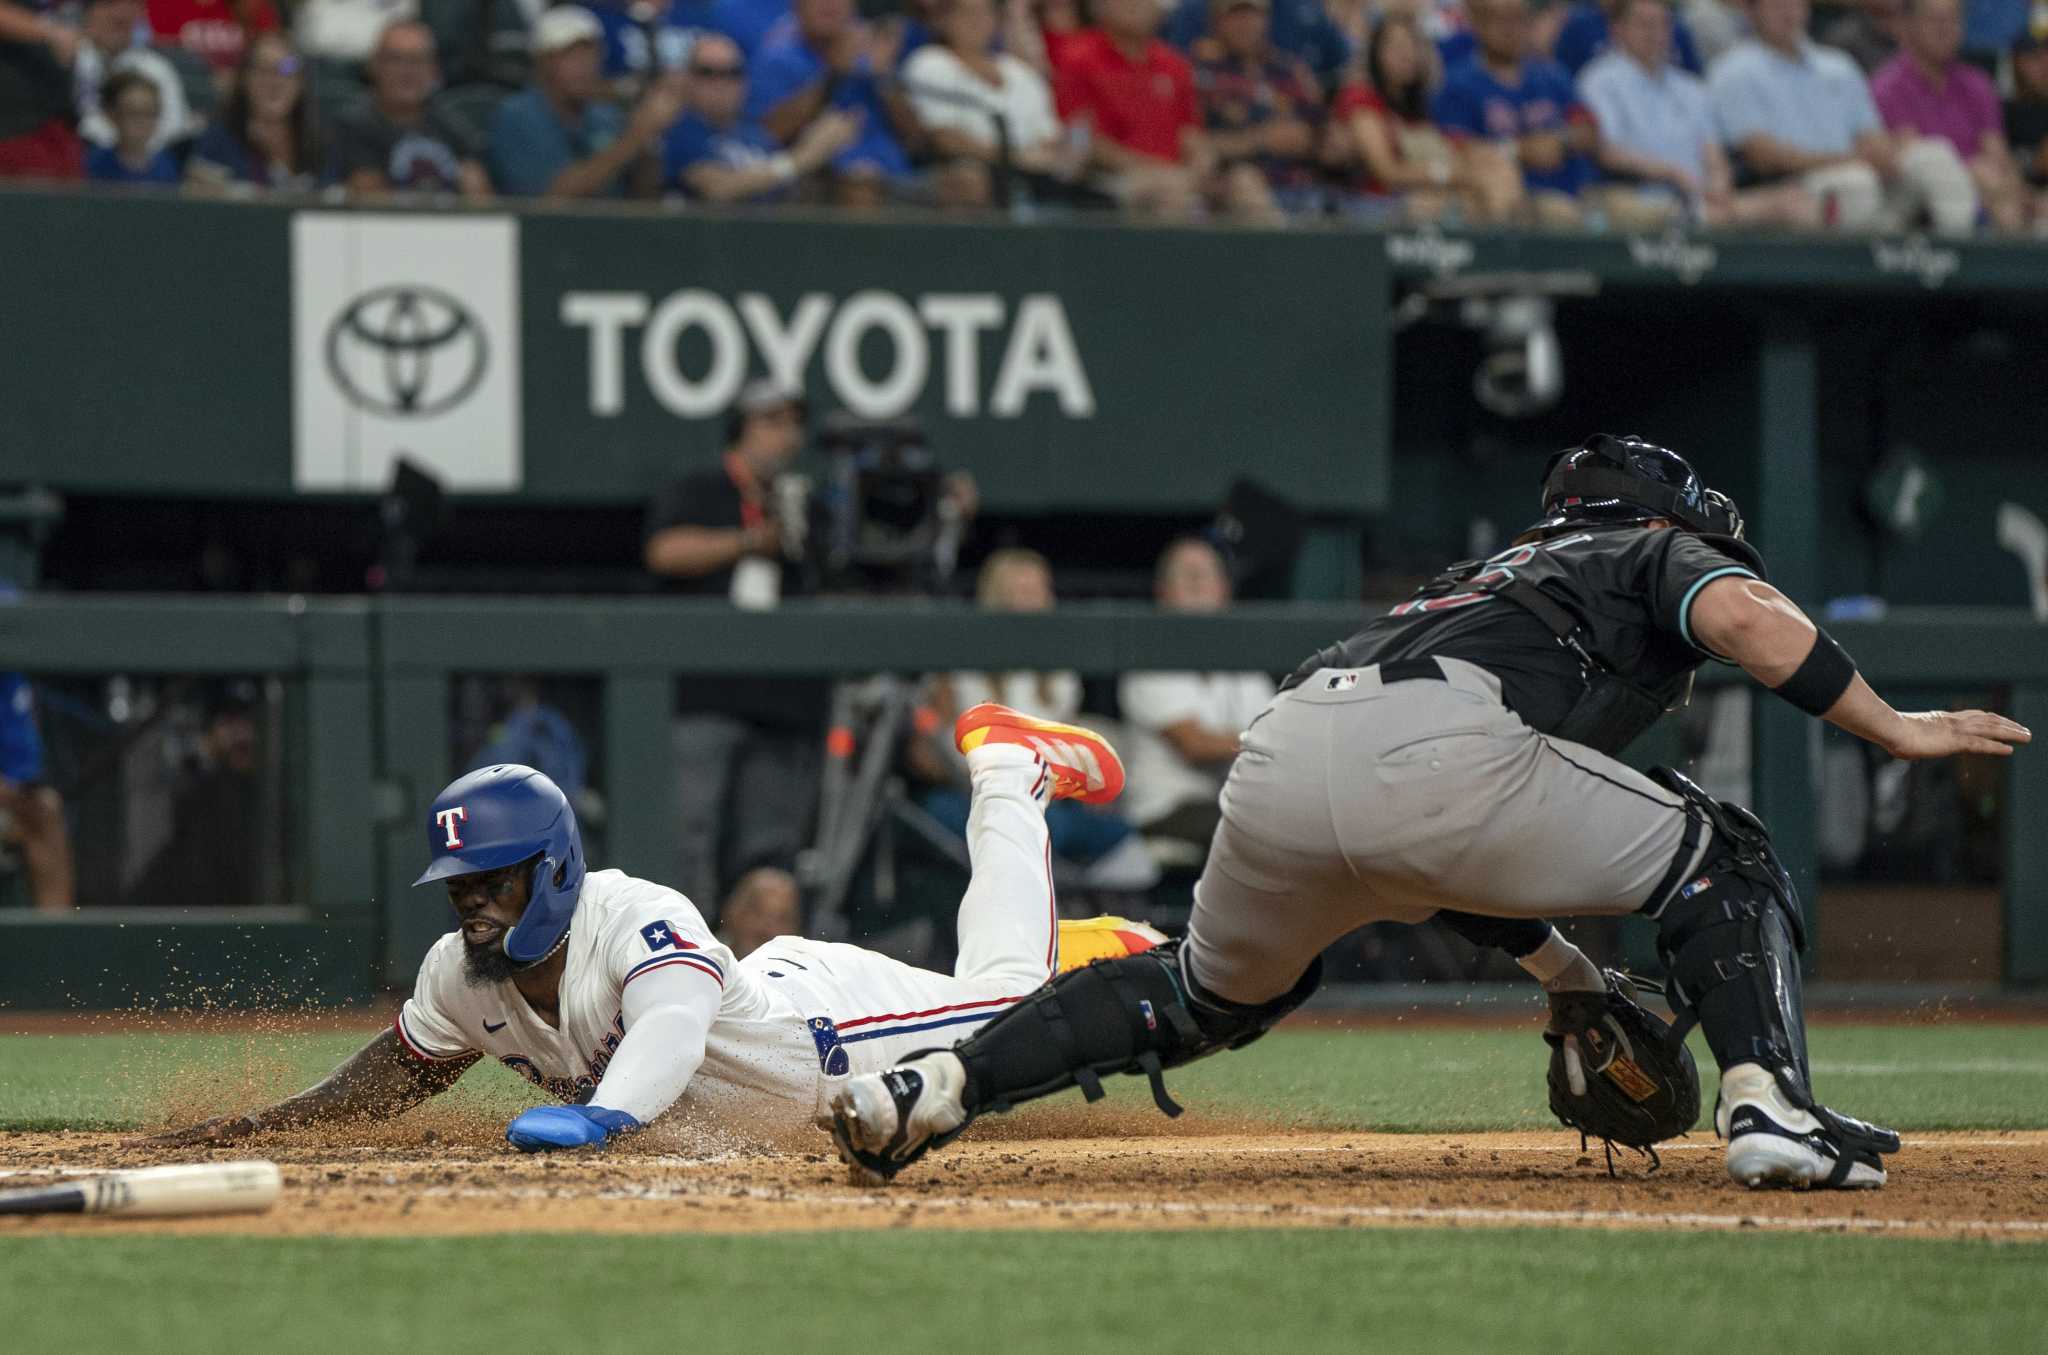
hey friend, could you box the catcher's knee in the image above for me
[955,941,1322,1119]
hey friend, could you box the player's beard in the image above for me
[462,936,526,987]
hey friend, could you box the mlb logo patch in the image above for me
[1325,672,1359,692]
[640,920,692,952]
[1680,876,1714,899]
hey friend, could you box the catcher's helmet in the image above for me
[1528,434,1744,540]
[413,763,586,966]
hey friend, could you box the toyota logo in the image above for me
[324,285,488,418]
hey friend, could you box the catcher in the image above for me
[134,705,1165,1152]
[831,434,2031,1189]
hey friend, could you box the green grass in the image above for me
[3,1228,2044,1355]
[4,1020,2042,1134]
[1162,1021,2048,1132]
[5,1025,2045,1352]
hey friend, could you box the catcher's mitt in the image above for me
[1544,970,1699,1174]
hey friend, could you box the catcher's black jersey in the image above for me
[1286,527,1762,737]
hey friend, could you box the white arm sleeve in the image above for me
[586,960,720,1124]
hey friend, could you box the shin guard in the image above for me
[1646,769,1899,1180]
[954,940,1322,1120]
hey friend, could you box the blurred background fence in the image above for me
[1,597,2042,1004]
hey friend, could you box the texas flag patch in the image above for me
[640,920,696,953]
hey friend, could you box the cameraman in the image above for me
[644,379,806,608]
[643,379,822,910]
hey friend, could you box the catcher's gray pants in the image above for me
[1184,658,1706,1005]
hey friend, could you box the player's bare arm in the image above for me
[124,1027,476,1148]
[1687,575,2032,759]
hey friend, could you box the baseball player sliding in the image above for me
[831,434,2033,1191]
[138,704,1160,1151]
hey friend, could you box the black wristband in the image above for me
[1772,627,1857,716]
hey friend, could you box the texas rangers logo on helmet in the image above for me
[435,806,468,849]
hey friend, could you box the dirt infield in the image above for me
[4,1112,2045,1242]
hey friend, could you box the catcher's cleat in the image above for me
[1717,1063,1897,1190]
[828,1050,972,1185]
[955,704,1125,805]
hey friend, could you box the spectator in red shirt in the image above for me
[147,0,279,93]
[1192,0,1322,218]
[0,0,86,179]
[1328,12,1524,221]
[1052,0,1228,215]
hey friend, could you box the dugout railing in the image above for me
[0,596,2043,1004]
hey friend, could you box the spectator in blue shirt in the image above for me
[583,0,765,80]
[1963,0,2028,62]
[488,6,689,197]
[0,661,74,912]
[747,0,923,205]
[662,29,857,200]
[84,68,178,184]
[1580,0,1818,224]
[1552,0,1704,75]
[1707,0,1976,231]
[1433,0,1597,219]
[712,0,796,57]
[1161,0,1353,78]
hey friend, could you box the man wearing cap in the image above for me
[1871,0,2025,229]
[643,380,824,913]
[1192,0,1323,218]
[487,5,687,197]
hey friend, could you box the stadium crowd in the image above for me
[1,0,2047,227]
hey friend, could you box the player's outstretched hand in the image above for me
[1885,709,2033,761]
[120,1113,262,1150]
[505,1105,641,1152]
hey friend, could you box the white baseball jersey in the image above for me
[397,869,822,1125]
[395,745,1062,1134]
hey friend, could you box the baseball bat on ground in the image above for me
[0,1160,281,1217]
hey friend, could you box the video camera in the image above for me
[802,413,964,596]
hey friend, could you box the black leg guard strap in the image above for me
[954,941,1323,1122]
[1028,986,1105,1104]
[1434,910,1555,959]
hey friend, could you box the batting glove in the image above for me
[505,1104,641,1152]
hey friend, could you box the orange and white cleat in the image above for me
[955,703,1126,805]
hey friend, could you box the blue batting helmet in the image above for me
[412,764,586,966]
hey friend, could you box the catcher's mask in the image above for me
[1525,434,1744,541]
